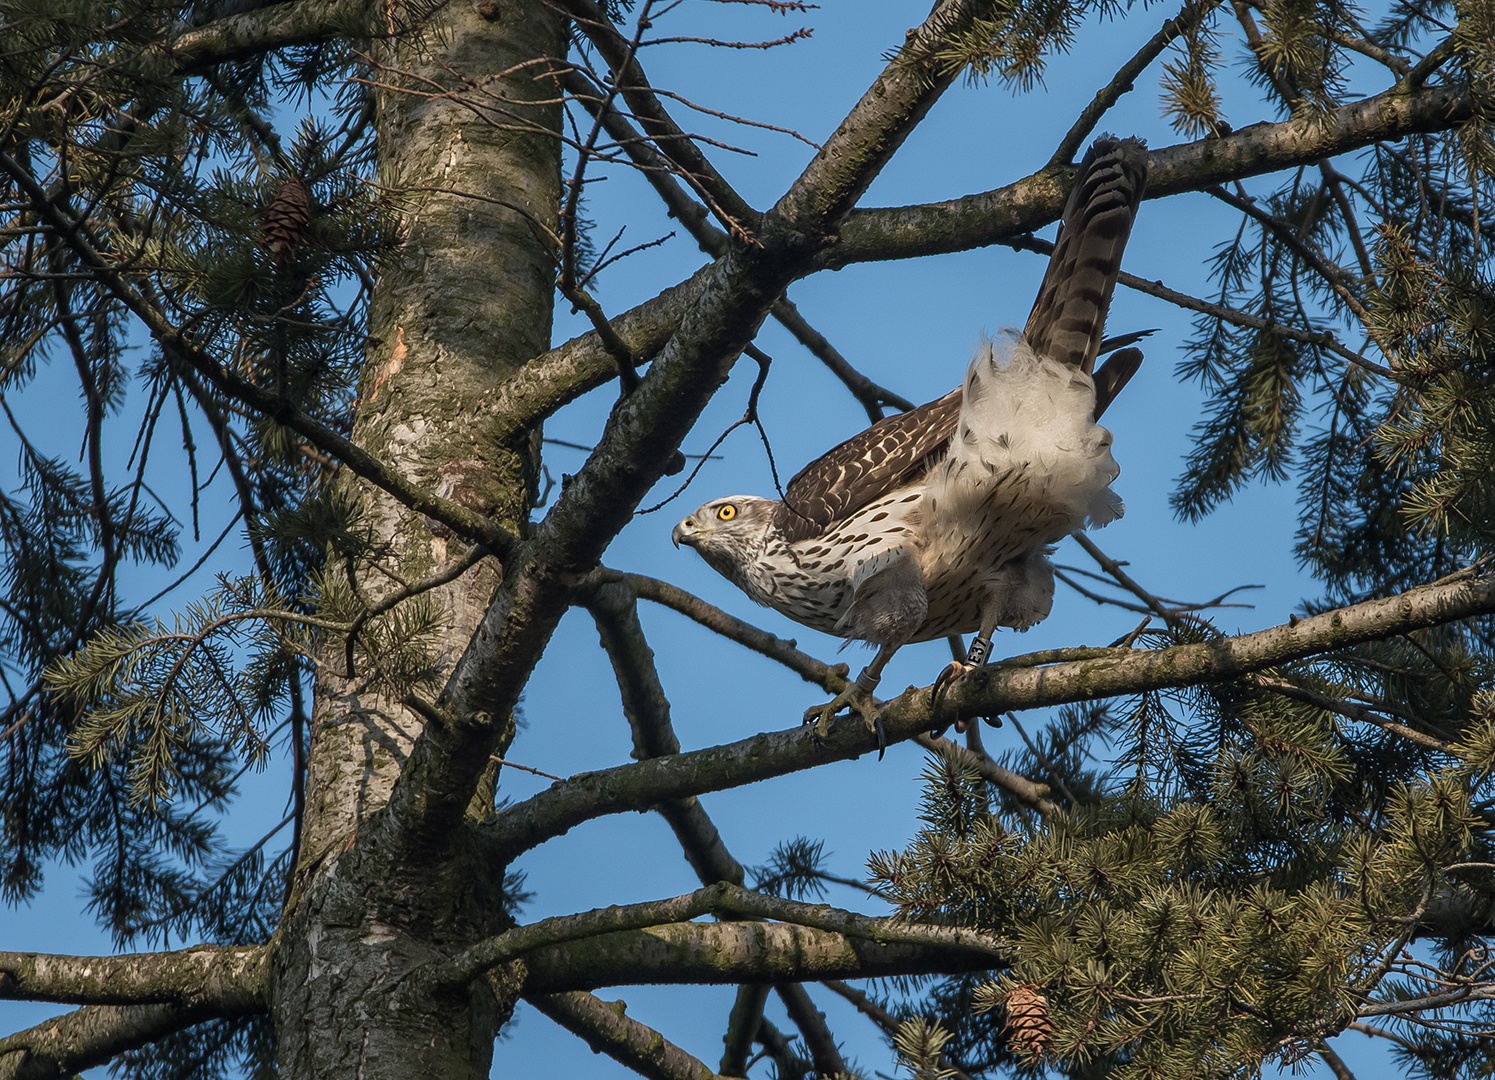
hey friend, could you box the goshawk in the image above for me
[673,135,1150,751]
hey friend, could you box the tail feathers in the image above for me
[1093,346,1144,419]
[1023,136,1148,374]
[936,334,1123,535]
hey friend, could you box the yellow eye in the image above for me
[717,504,737,522]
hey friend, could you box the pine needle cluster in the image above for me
[876,718,1494,1077]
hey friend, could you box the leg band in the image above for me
[855,668,882,693]
[966,636,991,667]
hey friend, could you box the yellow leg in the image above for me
[804,644,898,758]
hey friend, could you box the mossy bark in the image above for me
[273,2,564,1075]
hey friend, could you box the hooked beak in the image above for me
[672,518,702,549]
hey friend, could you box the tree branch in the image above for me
[1048,0,1213,168]
[0,947,265,1010]
[527,991,725,1080]
[583,579,850,1072]
[505,78,1467,435]
[0,1002,234,1080]
[822,979,978,1080]
[167,0,375,72]
[0,152,516,554]
[558,0,759,235]
[562,65,916,421]
[1000,232,1395,377]
[519,921,1003,994]
[775,984,845,1078]
[830,82,1475,268]
[421,882,1008,992]
[482,570,1495,860]
[584,578,745,884]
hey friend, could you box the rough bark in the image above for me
[269,0,565,1076]
[519,922,999,992]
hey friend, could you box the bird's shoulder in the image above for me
[772,388,960,544]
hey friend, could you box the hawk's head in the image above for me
[673,496,777,583]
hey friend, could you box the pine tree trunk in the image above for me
[271,2,564,1074]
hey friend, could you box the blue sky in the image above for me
[0,1,1406,1076]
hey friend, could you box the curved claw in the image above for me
[931,660,975,714]
[804,682,885,758]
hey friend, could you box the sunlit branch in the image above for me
[520,920,1005,993]
[0,1001,234,1080]
[483,570,1495,860]
[527,991,727,1080]
[831,82,1476,267]
[419,881,1009,992]
[0,946,266,1009]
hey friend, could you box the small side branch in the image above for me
[822,980,979,1080]
[0,152,516,554]
[1250,674,1459,754]
[1002,232,1395,378]
[528,991,724,1080]
[615,569,847,692]
[583,578,746,883]
[774,984,846,1077]
[563,67,911,419]
[1049,0,1216,168]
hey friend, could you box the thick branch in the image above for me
[527,991,724,1080]
[510,79,1468,436]
[423,882,1007,991]
[830,82,1475,267]
[167,0,374,71]
[0,947,265,1010]
[483,572,1495,860]
[0,1002,232,1080]
[520,921,1002,994]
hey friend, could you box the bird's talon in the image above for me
[804,683,883,754]
[931,660,976,713]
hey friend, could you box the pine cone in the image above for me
[262,175,311,263]
[1002,984,1052,1061]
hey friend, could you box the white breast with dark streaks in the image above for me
[737,487,925,636]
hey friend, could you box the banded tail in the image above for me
[1023,136,1148,375]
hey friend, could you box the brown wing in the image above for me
[773,388,961,543]
[1024,136,1149,374]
